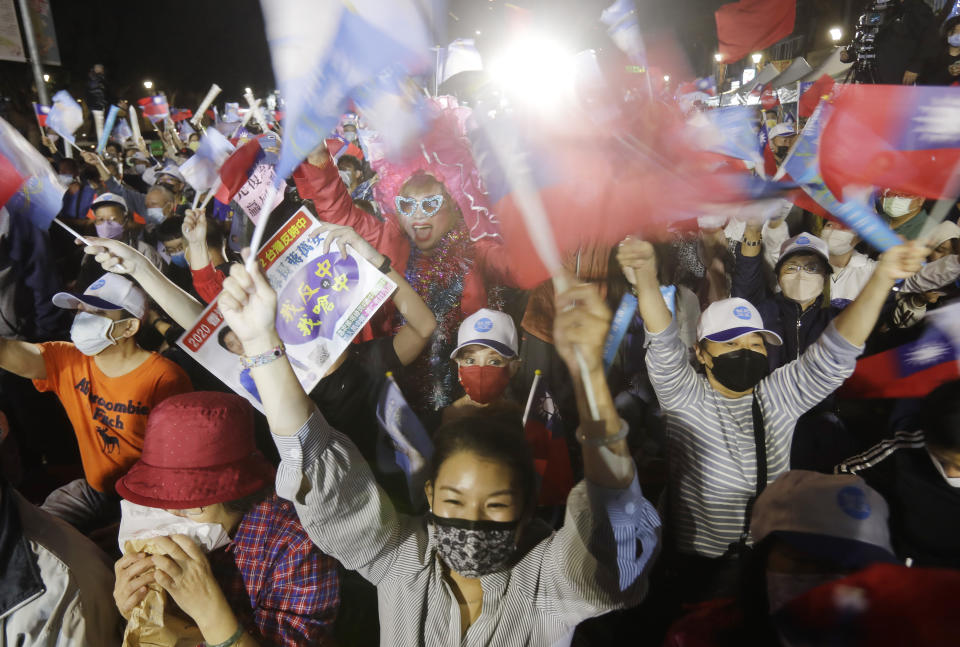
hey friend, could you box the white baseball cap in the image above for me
[927,221,960,249]
[91,192,128,214]
[52,273,147,320]
[450,308,518,359]
[751,470,897,570]
[777,233,831,273]
[768,122,797,139]
[697,297,783,346]
[157,164,185,184]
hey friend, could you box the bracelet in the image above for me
[239,343,286,370]
[741,239,762,247]
[206,626,244,647]
[377,254,392,274]
[576,419,630,447]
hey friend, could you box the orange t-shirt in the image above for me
[33,342,193,494]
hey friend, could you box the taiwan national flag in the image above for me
[820,84,960,201]
[375,372,434,505]
[170,107,193,122]
[138,95,169,124]
[694,75,717,96]
[523,371,574,506]
[33,103,49,128]
[214,133,279,205]
[839,302,960,400]
[0,116,65,230]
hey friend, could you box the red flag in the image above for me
[715,0,796,64]
[0,151,25,210]
[820,84,960,200]
[523,373,574,506]
[214,138,265,204]
[798,74,835,118]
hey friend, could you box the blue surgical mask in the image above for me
[145,207,166,225]
[948,33,960,47]
[170,252,189,268]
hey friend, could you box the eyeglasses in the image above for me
[395,194,444,218]
[781,262,824,275]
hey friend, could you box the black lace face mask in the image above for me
[428,513,519,578]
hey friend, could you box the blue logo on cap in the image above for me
[836,486,871,520]
[733,306,752,320]
[474,317,494,333]
[795,236,811,245]
[90,279,106,290]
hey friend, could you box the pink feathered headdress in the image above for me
[371,97,500,241]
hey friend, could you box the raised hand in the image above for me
[82,237,147,277]
[313,222,384,266]
[306,141,331,168]
[553,281,612,377]
[616,236,657,287]
[877,242,929,282]
[182,209,208,247]
[113,552,156,620]
[217,260,278,355]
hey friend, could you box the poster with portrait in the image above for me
[177,206,397,411]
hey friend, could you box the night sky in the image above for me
[0,0,847,116]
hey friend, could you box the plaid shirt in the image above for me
[208,493,340,646]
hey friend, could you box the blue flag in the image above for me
[694,106,764,167]
[0,117,64,230]
[46,90,83,143]
[375,373,433,483]
[259,0,439,181]
[779,102,901,252]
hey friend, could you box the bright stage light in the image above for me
[663,75,670,82]
[488,35,576,109]
[829,27,843,42]
[751,53,762,65]
[143,80,153,90]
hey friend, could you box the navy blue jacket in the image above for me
[731,247,842,371]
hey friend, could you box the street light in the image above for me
[663,75,670,82]
[829,27,843,42]
[143,80,153,90]
[245,87,252,95]
[42,73,49,82]
[714,53,723,62]
[751,53,762,65]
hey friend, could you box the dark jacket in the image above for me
[731,248,841,371]
[875,0,940,84]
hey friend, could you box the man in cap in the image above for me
[664,470,901,646]
[767,122,796,166]
[617,236,925,603]
[112,392,340,646]
[83,150,192,221]
[0,273,192,531]
[879,188,928,240]
[80,192,164,289]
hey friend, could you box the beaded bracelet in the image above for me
[239,343,286,370]
[576,419,630,447]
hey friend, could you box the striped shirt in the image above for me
[271,410,662,646]
[644,319,862,557]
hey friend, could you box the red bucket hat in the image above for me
[116,392,275,509]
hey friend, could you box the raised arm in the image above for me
[83,237,204,329]
[0,338,45,380]
[217,264,413,585]
[316,223,436,366]
[293,144,385,248]
[616,237,671,334]
[833,242,928,347]
[81,151,147,217]
[730,223,769,305]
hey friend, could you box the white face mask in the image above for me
[133,163,147,174]
[57,174,75,187]
[780,272,824,304]
[766,571,838,613]
[343,131,358,142]
[883,196,918,219]
[822,228,856,256]
[927,448,960,488]
[948,33,960,47]
[70,311,126,356]
[117,500,232,554]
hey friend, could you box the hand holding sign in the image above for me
[313,222,385,266]
[218,262,279,355]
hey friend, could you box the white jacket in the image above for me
[0,488,120,647]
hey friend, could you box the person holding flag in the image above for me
[213,258,660,644]
[617,235,927,604]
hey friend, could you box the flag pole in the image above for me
[522,369,542,427]
[244,179,280,270]
[51,219,129,273]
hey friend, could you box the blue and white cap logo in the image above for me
[733,306,752,320]
[795,236,811,246]
[474,317,494,333]
[89,279,106,291]
[836,486,871,520]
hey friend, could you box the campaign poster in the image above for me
[177,206,397,410]
[0,0,25,63]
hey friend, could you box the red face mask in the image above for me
[458,365,510,404]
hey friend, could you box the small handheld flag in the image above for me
[523,371,575,506]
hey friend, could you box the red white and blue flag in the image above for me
[523,371,575,507]
[138,95,169,124]
[820,84,960,201]
[170,107,193,122]
[33,103,49,128]
[0,116,65,230]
